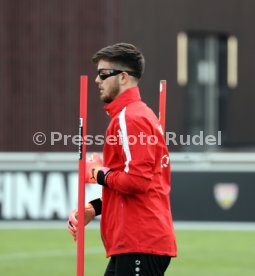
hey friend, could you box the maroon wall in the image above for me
[0,0,121,151]
[1,0,254,151]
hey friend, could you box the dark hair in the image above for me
[92,43,145,79]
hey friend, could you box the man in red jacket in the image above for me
[68,43,177,275]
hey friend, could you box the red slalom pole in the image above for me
[159,80,167,132]
[77,75,88,276]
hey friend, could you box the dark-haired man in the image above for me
[68,43,177,275]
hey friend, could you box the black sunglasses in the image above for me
[97,69,139,80]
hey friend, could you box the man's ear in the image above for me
[120,71,130,85]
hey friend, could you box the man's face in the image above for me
[95,60,121,103]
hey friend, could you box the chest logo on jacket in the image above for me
[161,154,170,168]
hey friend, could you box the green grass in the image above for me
[0,228,255,275]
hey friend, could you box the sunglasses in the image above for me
[97,69,139,80]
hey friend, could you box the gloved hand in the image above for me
[85,153,111,185]
[86,166,111,185]
[85,152,103,183]
[67,203,96,241]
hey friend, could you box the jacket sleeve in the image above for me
[106,111,157,194]
[106,170,153,194]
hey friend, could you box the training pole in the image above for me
[159,80,167,132]
[77,75,88,276]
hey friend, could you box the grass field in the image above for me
[0,227,255,276]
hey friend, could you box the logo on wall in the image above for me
[213,183,239,210]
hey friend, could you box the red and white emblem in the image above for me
[213,183,239,210]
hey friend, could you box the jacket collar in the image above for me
[104,86,141,118]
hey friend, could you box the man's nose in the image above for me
[95,75,101,83]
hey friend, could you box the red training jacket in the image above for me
[101,86,177,257]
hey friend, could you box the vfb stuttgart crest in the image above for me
[213,183,239,210]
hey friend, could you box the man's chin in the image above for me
[100,95,112,104]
